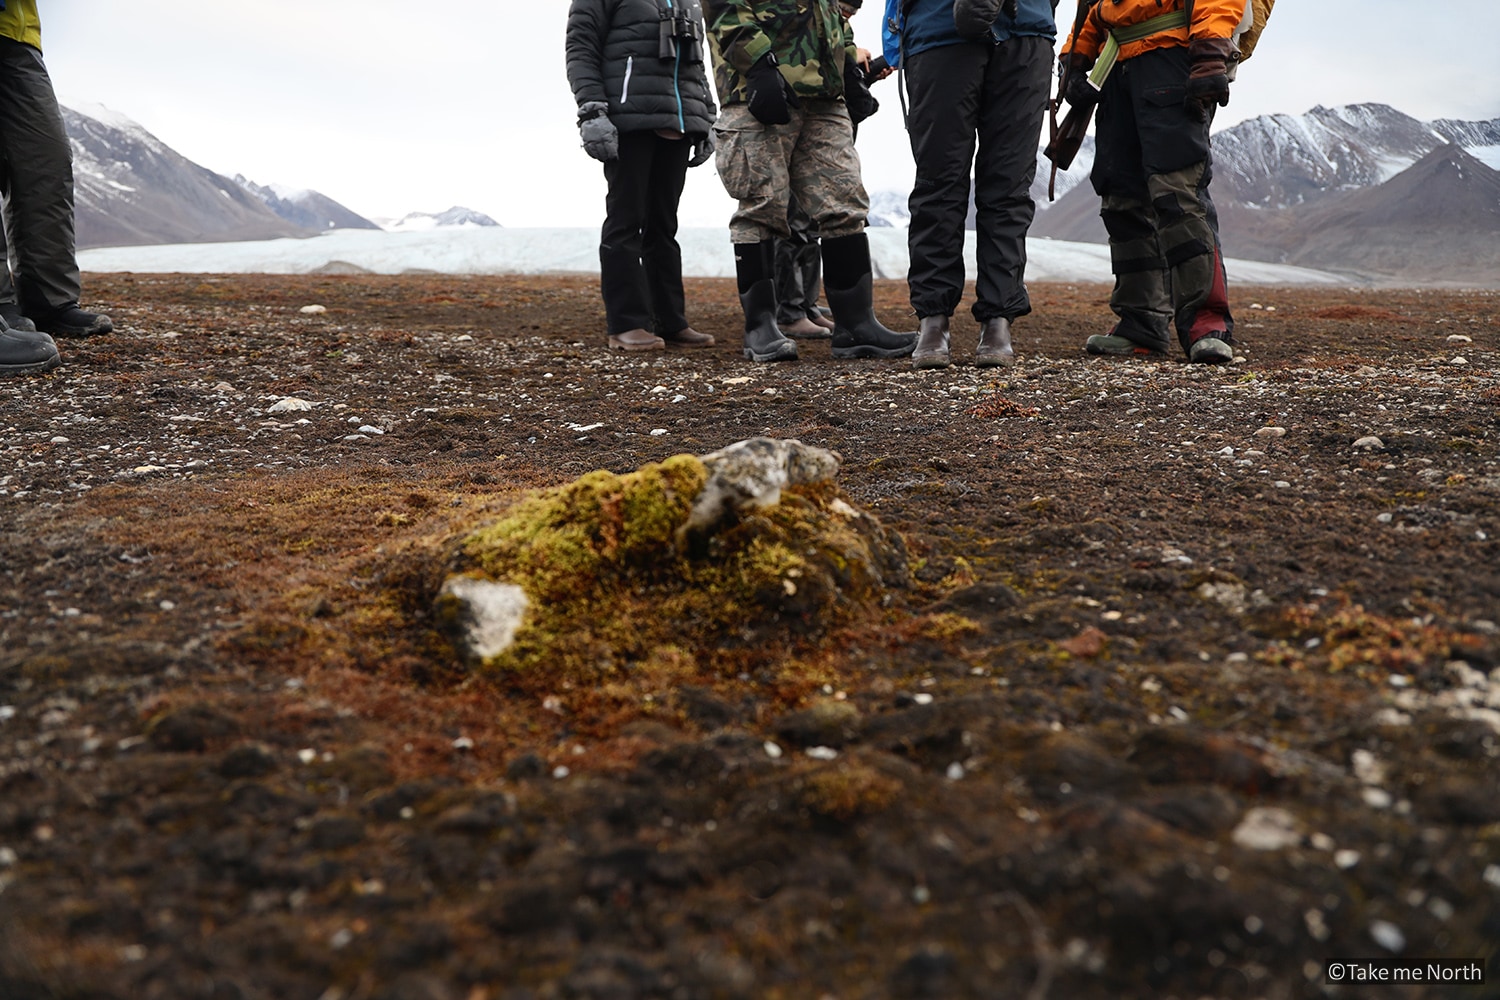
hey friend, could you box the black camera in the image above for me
[658,6,705,63]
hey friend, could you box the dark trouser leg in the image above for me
[1149,160,1232,349]
[971,35,1051,322]
[640,134,689,336]
[1126,47,1231,352]
[0,39,81,316]
[1090,58,1171,351]
[600,131,660,336]
[775,196,813,325]
[904,45,984,319]
[1099,193,1173,350]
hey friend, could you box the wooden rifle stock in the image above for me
[1044,102,1093,172]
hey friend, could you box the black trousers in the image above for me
[904,36,1051,322]
[1090,46,1232,352]
[599,130,689,336]
[0,38,81,316]
[773,194,822,324]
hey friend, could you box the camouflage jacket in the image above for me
[703,0,859,104]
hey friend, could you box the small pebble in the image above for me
[1353,435,1384,450]
[1254,426,1286,439]
[763,741,783,760]
[1334,850,1361,869]
[805,746,839,760]
[649,429,668,436]
[299,304,327,315]
[1369,920,1405,953]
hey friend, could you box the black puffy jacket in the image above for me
[566,0,717,138]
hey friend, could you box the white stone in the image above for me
[299,304,327,314]
[268,397,315,413]
[686,438,840,535]
[1334,849,1361,869]
[1353,436,1384,450]
[1369,920,1405,953]
[1254,426,1286,439]
[805,746,839,760]
[439,576,529,660]
[763,741,783,760]
[1232,807,1301,851]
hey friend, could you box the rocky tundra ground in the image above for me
[1,273,1498,1000]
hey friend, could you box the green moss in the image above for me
[448,454,903,679]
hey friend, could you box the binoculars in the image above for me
[658,6,705,62]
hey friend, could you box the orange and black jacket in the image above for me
[1062,0,1245,63]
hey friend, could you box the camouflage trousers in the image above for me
[713,100,869,244]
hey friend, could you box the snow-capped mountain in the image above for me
[234,176,379,233]
[66,103,309,249]
[383,207,501,232]
[1210,103,1492,209]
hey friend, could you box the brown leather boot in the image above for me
[782,316,830,340]
[810,310,836,330]
[607,328,665,351]
[911,315,950,370]
[661,326,715,348]
[975,317,1015,368]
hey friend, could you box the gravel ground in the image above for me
[1,273,1499,1000]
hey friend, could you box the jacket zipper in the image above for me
[669,0,686,133]
[622,55,634,104]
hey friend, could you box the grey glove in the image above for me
[577,102,619,162]
[687,132,715,168]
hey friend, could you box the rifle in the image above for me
[1043,0,1100,198]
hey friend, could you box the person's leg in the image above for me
[775,196,827,338]
[903,44,985,322]
[640,133,693,339]
[1133,47,1232,360]
[793,100,915,359]
[717,104,799,362]
[0,40,101,336]
[599,130,662,349]
[1086,57,1172,355]
[971,35,1051,323]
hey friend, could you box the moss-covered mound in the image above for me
[435,440,907,679]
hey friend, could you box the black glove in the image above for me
[1060,53,1098,110]
[688,131,716,169]
[577,102,619,162]
[843,56,880,125]
[952,0,1019,40]
[1184,38,1233,121]
[746,54,799,126]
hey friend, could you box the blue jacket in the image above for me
[882,0,1055,67]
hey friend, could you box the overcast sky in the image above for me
[42,0,1497,230]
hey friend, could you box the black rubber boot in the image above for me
[821,233,917,360]
[0,322,62,377]
[735,242,798,363]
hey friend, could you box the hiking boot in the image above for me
[661,326,715,348]
[1188,336,1234,364]
[1085,332,1165,358]
[0,302,36,332]
[822,234,917,360]
[735,241,797,363]
[782,316,831,340]
[911,315,950,370]
[975,317,1015,368]
[33,306,112,339]
[0,324,62,377]
[607,328,665,351]
[809,310,836,330]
